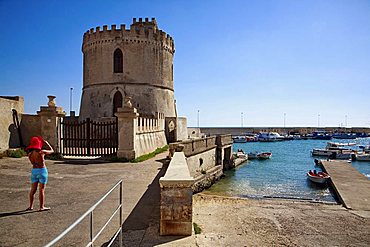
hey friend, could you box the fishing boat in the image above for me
[311,142,356,160]
[257,152,272,159]
[306,170,330,184]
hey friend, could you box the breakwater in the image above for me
[194,127,370,136]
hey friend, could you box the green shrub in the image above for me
[131,145,169,163]
[193,222,202,234]
[7,149,27,158]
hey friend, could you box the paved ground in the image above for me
[322,160,370,215]
[1,155,370,247]
[0,153,181,247]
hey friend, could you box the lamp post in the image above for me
[284,113,286,128]
[345,115,348,127]
[70,87,73,114]
[318,114,320,128]
[241,112,243,128]
[197,110,200,137]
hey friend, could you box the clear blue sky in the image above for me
[1,0,369,127]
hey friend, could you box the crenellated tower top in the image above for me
[82,17,175,53]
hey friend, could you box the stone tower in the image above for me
[79,18,175,119]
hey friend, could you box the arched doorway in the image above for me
[113,91,123,116]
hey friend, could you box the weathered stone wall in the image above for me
[0,96,24,152]
[176,117,188,142]
[80,18,176,120]
[19,114,41,147]
[159,152,194,236]
[169,135,233,193]
[116,104,167,160]
[135,116,167,157]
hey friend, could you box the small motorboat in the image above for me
[257,152,272,159]
[306,170,330,184]
[236,149,248,159]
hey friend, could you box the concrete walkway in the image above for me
[321,160,370,216]
[0,153,192,247]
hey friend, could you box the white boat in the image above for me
[356,153,370,161]
[236,149,248,159]
[307,170,330,184]
[257,132,283,142]
[233,136,247,143]
[257,152,272,159]
[311,142,356,160]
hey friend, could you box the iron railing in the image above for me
[44,180,123,247]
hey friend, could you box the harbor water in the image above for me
[206,138,370,202]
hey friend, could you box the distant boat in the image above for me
[312,131,332,140]
[356,153,370,161]
[306,170,330,184]
[332,133,357,139]
[257,152,272,159]
[311,142,355,160]
[233,136,247,143]
[257,132,283,142]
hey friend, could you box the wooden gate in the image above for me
[59,118,118,157]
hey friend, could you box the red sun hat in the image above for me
[26,136,43,151]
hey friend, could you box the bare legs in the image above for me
[38,183,50,211]
[28,182,50,211]
[28,182,38,210]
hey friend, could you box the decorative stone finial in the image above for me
[47,95,56,107]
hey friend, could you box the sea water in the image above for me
[206,138,370,202]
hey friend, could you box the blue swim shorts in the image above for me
[31,167,48,184]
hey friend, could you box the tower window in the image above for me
[113,49,123,73]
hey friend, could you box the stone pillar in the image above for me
[159,152,194,235]
[37,96,66,151]
[115,97,139,160]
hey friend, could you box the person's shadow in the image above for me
[0,209,38,218]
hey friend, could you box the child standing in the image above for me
[25,136,54,211]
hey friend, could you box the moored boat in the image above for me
[257,132,282,142]
[257,152,272,159]
[332,133,357,139]
[356,153,370,161]
[233,136,247,143]
[236,149,248,159]
[306,170,330,184]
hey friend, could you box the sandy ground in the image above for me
[190,193,370,247]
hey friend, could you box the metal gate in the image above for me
[59,118,118,157]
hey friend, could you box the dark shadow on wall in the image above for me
[103,157,187,246]
[8,124,20,148]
